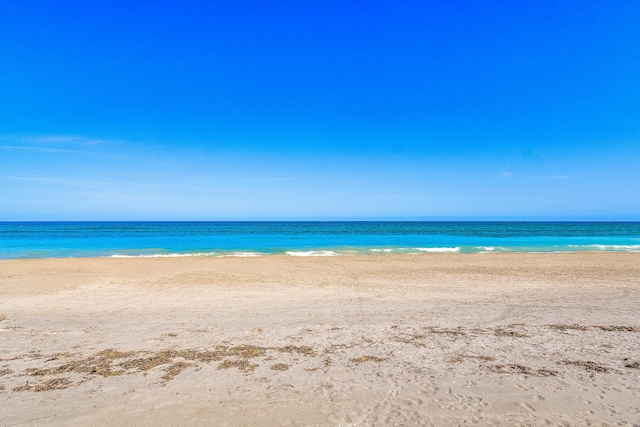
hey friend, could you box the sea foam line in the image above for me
[109,252,264,258]
[216,252,263,257]
[414,247,461,253]
[284,250,341,257]
[110,252,217,258]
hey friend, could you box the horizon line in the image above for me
[2,218,640,223]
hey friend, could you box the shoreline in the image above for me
[2,247,640,261]
[1,252,639,425]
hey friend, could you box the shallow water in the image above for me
[1,221,639,259]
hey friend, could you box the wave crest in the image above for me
[285,250,340,257]
[414,247,460,253]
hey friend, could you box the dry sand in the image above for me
[1,253,639,426]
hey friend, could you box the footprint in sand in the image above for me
[519,401,536,412]
[398,397,424,406]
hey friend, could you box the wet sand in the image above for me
[1,253,639,426]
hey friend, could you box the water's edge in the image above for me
[2,221,639,259]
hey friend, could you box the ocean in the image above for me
[1,221,640,259]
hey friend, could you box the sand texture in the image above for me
[1,253,639,426]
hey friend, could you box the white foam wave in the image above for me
[285,250,340,257]
[414,247,460,253]
[216,252,263,257]
[110,251,264,258]
[476,246,507,253]
[370,248,393,253]
[110,252,216,258]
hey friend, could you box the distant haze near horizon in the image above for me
[2,218,640,222]
[1,1,639,221]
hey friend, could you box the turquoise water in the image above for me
[1,221,640,259]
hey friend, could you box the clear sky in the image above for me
[1,1,639,220]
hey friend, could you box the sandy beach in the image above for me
[1,253,639,426]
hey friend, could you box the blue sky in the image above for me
[1,1,639,220]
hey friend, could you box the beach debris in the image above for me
[426,326,466,337]
[217,359,258,372]
[549,324,591,331]
[549,324,640,332]
[227,345,266,358]
[13,378,72,392]
[392,332,427,347]
[351,355,387,363]
[7,321,632,393]
[594,325,640,332]
[471,354,496,362]
[120,353,174,372]
[5,342,324,392]
[448,354,495,363]
[96,349,136,360]
[214,345,266,372]
[277,345,315,356]
[562,360,609,373]
[447,355,465,363]
[392,337,427,347]
[162,362,194,380]
[25,349,131,378]
[494,328,529,338]
[271,363,289,371]
[0,314,7,322]
[488,364,557,377]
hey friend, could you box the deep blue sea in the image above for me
[1,221,640,259]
